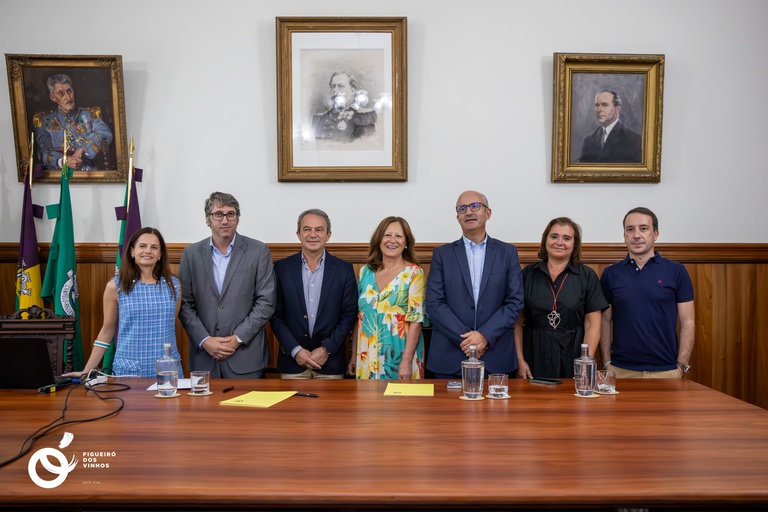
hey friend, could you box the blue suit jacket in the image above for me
[270,251,357,375]
[425,236,524,374]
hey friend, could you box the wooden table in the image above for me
[1,378,767,511]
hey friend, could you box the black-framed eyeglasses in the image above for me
[208,211,238,221]
[455,202,487,214]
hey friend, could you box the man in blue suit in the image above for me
[426,191,524,377]
[270,209,357,378]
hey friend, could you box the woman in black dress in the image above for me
[514,217,608,379]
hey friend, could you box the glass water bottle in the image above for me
[156,343,179,397]
[573,343,596,396]
[461,344,485,399]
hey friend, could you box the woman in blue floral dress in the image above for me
[348,216,427,379]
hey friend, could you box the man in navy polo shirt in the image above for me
[599,207,695,378]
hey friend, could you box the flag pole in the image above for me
[62,132,68,173]
[28,132,35,190]
[126,133,135,216]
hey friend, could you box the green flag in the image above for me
[41,164,84,371]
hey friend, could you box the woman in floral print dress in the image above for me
[349,216,427,379]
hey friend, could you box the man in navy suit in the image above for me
[270,209,357,379]
[578,90,642,163]
[426,191,524,377]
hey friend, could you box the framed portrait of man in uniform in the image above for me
[276,17,407,182]
[551,53,664,183]
[5,54,128,183]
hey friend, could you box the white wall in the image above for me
[1,0,766,244]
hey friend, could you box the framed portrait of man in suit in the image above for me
[5,54,128,183]
[551,53,664,183]
[276,17,407,182]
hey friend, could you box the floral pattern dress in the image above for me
[355,264,428,379]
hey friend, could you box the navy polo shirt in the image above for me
[600,252,694,371]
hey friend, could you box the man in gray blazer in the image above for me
[179,192,276,378]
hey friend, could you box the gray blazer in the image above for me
[178,234,276,375]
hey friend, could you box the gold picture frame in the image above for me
[276,17,407,182]
[5,54,128,183]
[551,53,664,183]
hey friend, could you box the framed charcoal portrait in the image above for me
[6,54,128,183]
[276,17,407,182]
[551,53,664,183]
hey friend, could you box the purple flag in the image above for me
[105,167,143,373]
[115,167,143,267]
[16,163,45,313]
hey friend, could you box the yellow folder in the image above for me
[384,383,434,396]
[219,391,297,408]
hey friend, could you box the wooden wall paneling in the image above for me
[1,242,767,410]
[0,262,17,315]
[732,264,747,403]
[711,264,729,394]
[756,265,768,409]
[688,263,712,389]
[78,262,113,358]
[737,264,758,405]
[167,263,189,377]
[685,264,702,383]
[725,265,745,400]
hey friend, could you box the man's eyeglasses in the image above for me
[455,202,487,214]
[208,211,238,221]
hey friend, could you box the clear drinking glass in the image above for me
[597,370,616,393]
[190,370,210,395]
[488,373,509,398]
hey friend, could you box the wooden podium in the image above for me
[0,305,75,375]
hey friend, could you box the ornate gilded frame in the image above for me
[5,54,128,183]
[276,17,407,182]
[551,53,664,183]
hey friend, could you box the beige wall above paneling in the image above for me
[1,1,768,244]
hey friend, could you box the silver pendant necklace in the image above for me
[546,272,568,329]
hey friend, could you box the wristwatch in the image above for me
[677,361,691,374]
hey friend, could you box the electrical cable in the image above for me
[0,370,128,469]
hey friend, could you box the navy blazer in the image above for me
[270,251,357,375]
[425,236,524,374]
[578,120,642,163]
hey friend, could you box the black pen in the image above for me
[295,392,319,398]
[222,386,234,393]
